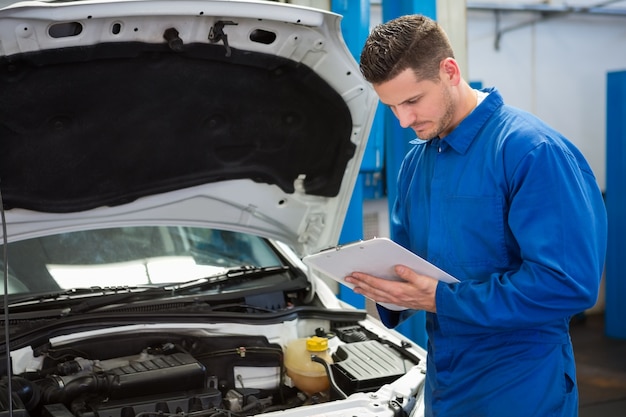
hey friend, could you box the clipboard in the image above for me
[302,237,459,311]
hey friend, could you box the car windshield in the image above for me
[1,226,285,295]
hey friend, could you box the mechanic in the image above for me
[344,14,607,417]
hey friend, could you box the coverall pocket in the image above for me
[443,195,509,268]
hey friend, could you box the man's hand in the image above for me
[344,265,439,313]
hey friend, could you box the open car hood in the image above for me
[0,0,377,257]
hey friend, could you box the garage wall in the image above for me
[466,1,626,192]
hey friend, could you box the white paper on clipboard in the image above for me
[302,237,459,311]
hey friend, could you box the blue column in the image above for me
[333,0,371,309]
[382,0,436,21]
[605,70,626,340]
[381,0,437,349]
[382,0,437,212]
[338,175,366,308]
[331,0,370,61]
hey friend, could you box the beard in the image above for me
[413,86,456,140]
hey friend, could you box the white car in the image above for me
[0,1,427,416]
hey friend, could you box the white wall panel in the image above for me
[467,3,626,191]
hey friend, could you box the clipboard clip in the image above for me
[317,239,365,253]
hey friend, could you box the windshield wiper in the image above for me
[66,266,291,315]
[3,286,153,308]
[165,265,291,292]
[0,286,165,319]
[5,266,290,316]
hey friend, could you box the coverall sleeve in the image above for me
[435,140,607,336]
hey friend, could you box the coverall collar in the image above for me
[410,87,502,155]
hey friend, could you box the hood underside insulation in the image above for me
[0,42,354,212]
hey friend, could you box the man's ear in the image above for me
[440,58,461,85]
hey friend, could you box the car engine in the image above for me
[0,324,420,417]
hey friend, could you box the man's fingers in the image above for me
[349,274,400,299]
[394,264,430,282]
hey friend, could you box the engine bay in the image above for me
[0,320,422,417]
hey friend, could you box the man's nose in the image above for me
[395,107,416,129]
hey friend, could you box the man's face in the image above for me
[373,67,456,140]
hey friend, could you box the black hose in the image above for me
[2,377,40,412]
[310,355,347,399]
[41,372,111,404]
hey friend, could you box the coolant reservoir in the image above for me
[284,336,333,395]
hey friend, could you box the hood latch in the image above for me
[209,20,238,57]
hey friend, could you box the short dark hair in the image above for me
[359,14,455,84]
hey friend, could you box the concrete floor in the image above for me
[571,312,626,417]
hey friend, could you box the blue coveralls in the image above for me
[377,88,607,417]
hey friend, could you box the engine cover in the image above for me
[331,340,416,395]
